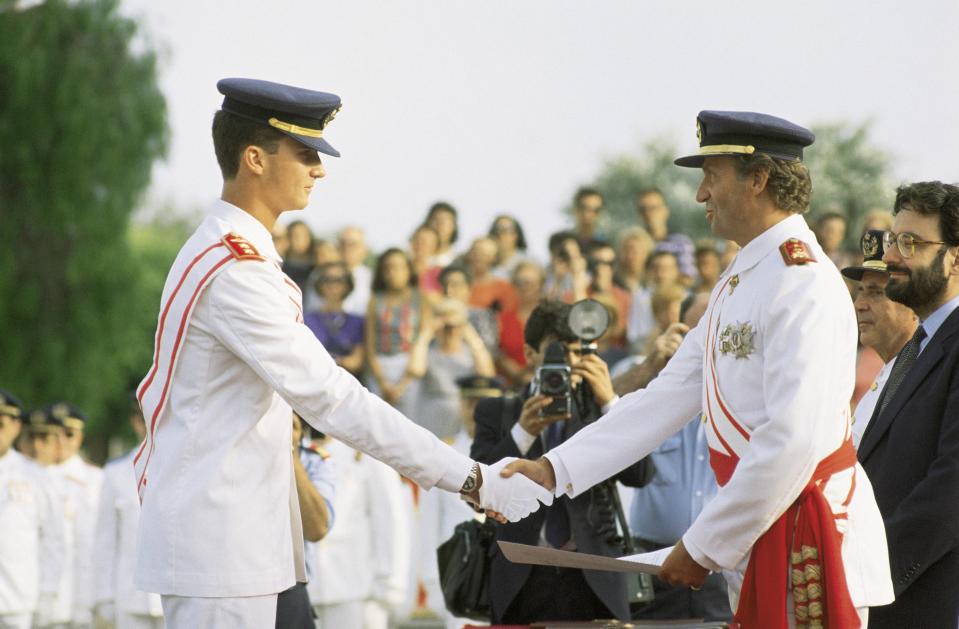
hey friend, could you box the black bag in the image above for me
[436,517,496,620]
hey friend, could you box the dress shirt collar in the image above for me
[918,292,959,353]
[210,199,282,263]
[725,213,812,277]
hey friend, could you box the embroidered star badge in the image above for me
[718,321,756,359]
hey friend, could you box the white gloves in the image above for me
[478,457,554,522]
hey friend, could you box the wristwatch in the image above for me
[460,461,480,494]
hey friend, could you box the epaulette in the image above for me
[780,238,817,266]
[221,233,265,261]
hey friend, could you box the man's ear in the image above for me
[948,245,959,277]
[240,144,267,176]
[523,344,537,366]
[748,167,770,198]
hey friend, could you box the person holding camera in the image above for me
[470,300,655,624]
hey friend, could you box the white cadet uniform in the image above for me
[545,214,894,616]
[0,450,63,629]
[59,454,103,628]
[851,357,894,449]
[94,450,163,629]
[133,201,470,623]
[308,439,409,629]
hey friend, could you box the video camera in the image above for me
[532,299,610,417]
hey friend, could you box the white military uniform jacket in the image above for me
[546,214,894,609]
[0,449,63,616]
[94,450,163,617]
[307,439,410,608]
[134,200,470,597]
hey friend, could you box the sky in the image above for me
[121,0,959,259]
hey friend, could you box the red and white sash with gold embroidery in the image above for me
[702,275,860,629]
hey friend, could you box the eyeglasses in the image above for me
[882,231,947,259]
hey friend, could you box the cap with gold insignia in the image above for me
[675,110,815,168]
[841,229,888,281]
[217,78,342,158]
[455,375,506,399]
[31,402,87,431]
[0,389,25,420]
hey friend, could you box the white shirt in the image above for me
[544,214,894,609]
[94,450,163,617]
[0,450,63,615]
[852,357,895,449]
[342,264,372,317]
[59,454,102,624]
[135,200,470,598]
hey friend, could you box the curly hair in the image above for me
[734,153,812,214]
[893,181,959,247]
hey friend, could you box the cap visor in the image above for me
[840,266,866,281]
[281,131,340,158]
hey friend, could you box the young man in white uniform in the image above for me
[133,78,551,629]
[505,111,895,628]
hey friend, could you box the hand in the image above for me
[572,353,616,407]
[475,458,554,522]
[501,456,557,492]
[647,323,688,370]
[659,539,709,589]
[518,394,569,436]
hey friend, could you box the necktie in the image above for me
[875,325,926,417]
[544,420,570,548]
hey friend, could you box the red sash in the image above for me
[710,439,861,629]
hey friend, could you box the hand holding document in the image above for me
[498,540,674,575]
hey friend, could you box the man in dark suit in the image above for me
[857,181,959,627]
[471,300,655,624]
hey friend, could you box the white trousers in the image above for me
[161,594,277,629]
[313,601,363,629]
[0,613,29,629]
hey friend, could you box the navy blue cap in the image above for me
[675,110,815,168]
[0,389,24,420]
[841,229,888,281]
[217,78,342,158]
[455,375,506,398]
[30,402,87,431]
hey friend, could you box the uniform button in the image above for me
[697,455,705,462]
[565,483,573,493]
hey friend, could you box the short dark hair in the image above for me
[645,250,679,270]
[815,211,847,228]
[371,248,418,293]
[439,264,472,289]
[548,231,579,257]
[893,181,959,247]
[524,300,576,349]
[574,187,603,207]
[426,201,459,244]
[314,261,355,297]
[488,214,528,251]
[733,154,812,214]
[211,110,286,179]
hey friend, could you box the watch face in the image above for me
[462,477,476,492]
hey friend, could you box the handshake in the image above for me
[465,457,558,523]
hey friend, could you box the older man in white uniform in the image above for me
[505,111,894,628]
[133,78,551,629]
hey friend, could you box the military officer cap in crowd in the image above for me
[29,402,87,431]
[0,388,25,420]
[841,229,889,281]
[456,375,506,398]
[217,77,342,158]
[675,110,816,168]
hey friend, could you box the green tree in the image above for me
[0,0,168,440]
[586,122,895,249]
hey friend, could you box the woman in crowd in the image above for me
[424,202,459,268]
[407,299,495,439]
[586,242,631,348]
[364,248,429,416]
[438,265,500,354]
[642,282,687,356]
[282,220,316,293]
[408,224,443,295]
[488,214,530,279]
[304,261,365,378]
[497,261,546,385]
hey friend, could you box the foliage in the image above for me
[586,122,895,249]
[0,0,168,438]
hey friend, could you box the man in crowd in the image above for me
[337,226,372,317]
[505,110,894,627]
[636,188,696,282]
[0,390,63,629]
[133,78,550,629]
[571,187,608,251]
[857,181,959,627]
[840,229,918,447]
[93,397,165,628]
[471,300,654,624]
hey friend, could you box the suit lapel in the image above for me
[859,308,959,461]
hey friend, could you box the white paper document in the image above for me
[497,541,674,575]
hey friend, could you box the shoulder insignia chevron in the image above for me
[780,238,817,266]
[221,233,265,261]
